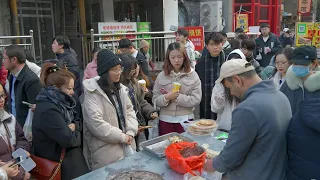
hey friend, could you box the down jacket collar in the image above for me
[286,66,320,92]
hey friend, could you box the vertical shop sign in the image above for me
[236,13,249,32]
[298,0,312,14]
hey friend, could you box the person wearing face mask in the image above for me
[279,46,320,180]
[280,46,320,114]
[204,59,292,180]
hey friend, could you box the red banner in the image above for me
[179,26,205,51]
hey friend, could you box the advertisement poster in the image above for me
[312,23,320,48]
[236,13,249,32]
[298,0,312,14]
[295,22,313,46]
[179,26,205,51]
[98,22,137,41]
[137,22,152,55]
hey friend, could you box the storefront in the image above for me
[233,0,282,34]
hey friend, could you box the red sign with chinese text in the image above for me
[179,26,205,51]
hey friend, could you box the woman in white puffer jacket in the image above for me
[210,49,245,131]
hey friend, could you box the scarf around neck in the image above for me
[36,86,77,124]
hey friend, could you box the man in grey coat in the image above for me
[204,59,292,180]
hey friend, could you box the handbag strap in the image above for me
[49,148,66,180]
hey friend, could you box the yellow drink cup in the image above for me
[172,82,181,92]
[138,79,147,88]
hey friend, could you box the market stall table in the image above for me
[75,131,226,180]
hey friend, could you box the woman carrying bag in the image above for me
[31,63,88,180]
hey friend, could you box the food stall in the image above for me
[75,120,227,180]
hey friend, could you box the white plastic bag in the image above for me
[148,118,159,140]
[23,109,33,142]
[123,144,135,157]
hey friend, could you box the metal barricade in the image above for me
[81,29,176,68]
[0,30,36,63]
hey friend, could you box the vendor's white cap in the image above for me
[215,59,255,84]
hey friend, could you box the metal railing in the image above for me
[0,30,36,63]
[81,29,176,68]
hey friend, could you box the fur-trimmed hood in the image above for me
[286,65,320,92]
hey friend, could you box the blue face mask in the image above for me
[292,65,310,77]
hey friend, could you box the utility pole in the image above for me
[9,0,20,43]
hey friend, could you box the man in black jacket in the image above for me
[255,23,282,67]
[3,45,41,126]
[118,38,150,76]
[195,32,225,120]
[52,35,81,96]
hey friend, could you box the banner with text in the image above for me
[179,26,205,51]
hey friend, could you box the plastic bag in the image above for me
[165,142,206,176]
[23,109,33,142]
[123,144,136,157]
[148,118,159,139]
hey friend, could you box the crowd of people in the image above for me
[0,22,318,180]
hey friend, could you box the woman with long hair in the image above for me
[82,49,138,170]
[118,54,157,147]
[269,47,294,89]
[153,42,201,135]
[32,63,89,179]
[0,83,31,180]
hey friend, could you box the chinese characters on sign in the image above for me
[298,0,312,14]
[178,26,205,51]
[236,14,249,32]
[98,22,137,41]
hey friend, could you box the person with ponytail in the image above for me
[32,63,89,180]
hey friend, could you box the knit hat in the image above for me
[139,40,149,49]
[97,49,122,76]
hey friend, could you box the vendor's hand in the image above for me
[30,104,36,112]
[150,112,158,119]
[125,135,133,145]
[143,86,149,93]
[203,159,216,172]
[165,91,179,101]
[0,161,20,178]
[23,172,30,180]
[68,123,76,131]
[138,126,145,133]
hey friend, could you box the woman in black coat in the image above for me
[32,63,88,180]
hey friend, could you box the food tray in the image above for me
[140,132,194,158]
[109,170,164,180]
[181,120,218,137]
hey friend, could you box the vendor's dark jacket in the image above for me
[213,80,292,180]
[255,33,282,67]
[56,49,81,96]
[8,65,41,126]
[280,66,320,180]
[279,34,294,47]
[135,51,150,77]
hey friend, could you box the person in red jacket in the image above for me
[0,53,8,86]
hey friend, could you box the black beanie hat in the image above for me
[97,49,122,76]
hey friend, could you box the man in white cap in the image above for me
[203,59,292,180]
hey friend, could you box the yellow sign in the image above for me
[295,22,314,47]
[236,14,249,32]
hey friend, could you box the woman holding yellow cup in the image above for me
[153,42,202,135]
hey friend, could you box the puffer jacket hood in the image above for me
[286,65,320,92]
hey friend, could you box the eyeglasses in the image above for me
[275,62,288,66]
[110,67,124,74]
[0,93,7,99]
